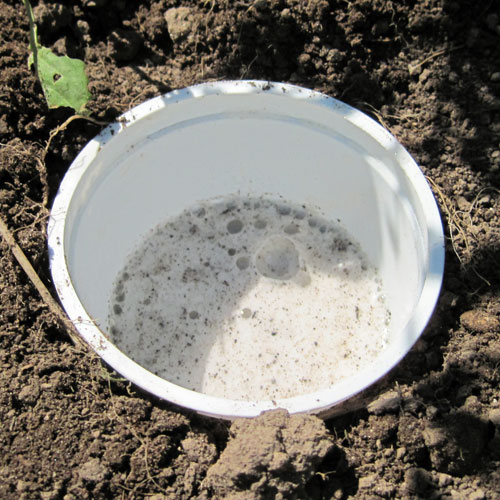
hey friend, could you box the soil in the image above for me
[1,0,499,499]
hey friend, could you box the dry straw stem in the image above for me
[408,44,464,75]
[0,215,84,345]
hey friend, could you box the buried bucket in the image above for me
[47,81,444,419]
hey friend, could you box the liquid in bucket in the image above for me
[108,196,391,400]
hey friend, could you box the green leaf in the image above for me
[34,46,91,114]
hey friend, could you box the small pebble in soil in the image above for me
[367,390,402,415]
[460,309,500,333]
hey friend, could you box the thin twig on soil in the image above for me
[362,103,392,132]
[0,215,84,345]
[11,201,49,234]
[425,176,492,286]
[408,45,465,75]
[43,114,107,157]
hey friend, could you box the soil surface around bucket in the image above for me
[1,1,500,499]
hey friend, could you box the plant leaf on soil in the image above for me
[28,47,91,115]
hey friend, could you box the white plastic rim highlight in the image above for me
[47,81,444,419]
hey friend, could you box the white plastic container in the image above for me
[47,81,444,419]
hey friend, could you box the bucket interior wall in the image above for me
[63,93,426,357]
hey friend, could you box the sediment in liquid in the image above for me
[108,196,391,400]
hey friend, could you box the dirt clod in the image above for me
[165,7,197,44]
[202,409,334,499]
[79,458,108,483]
[487,409,500,428]
[424,414,489,474]
[17,382,40,405]
[403,467,433,495]
[367,390,402,415]
[460,309,500,333]
[181,433,217,467]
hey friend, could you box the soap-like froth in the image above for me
[108,196,391,401]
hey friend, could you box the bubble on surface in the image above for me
[254,235,300,280]
[228,248,236,256]
[283,223,300,235]
[189,310,200,319]
[227,219,243,234]
[276,204,291,216]
[294,209,306,220]
[236,256,250,270]
[240,308,252,319]
[254,219,267,229]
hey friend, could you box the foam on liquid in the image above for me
[108,196,391,401]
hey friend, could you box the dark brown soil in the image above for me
[1,0,500,498]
